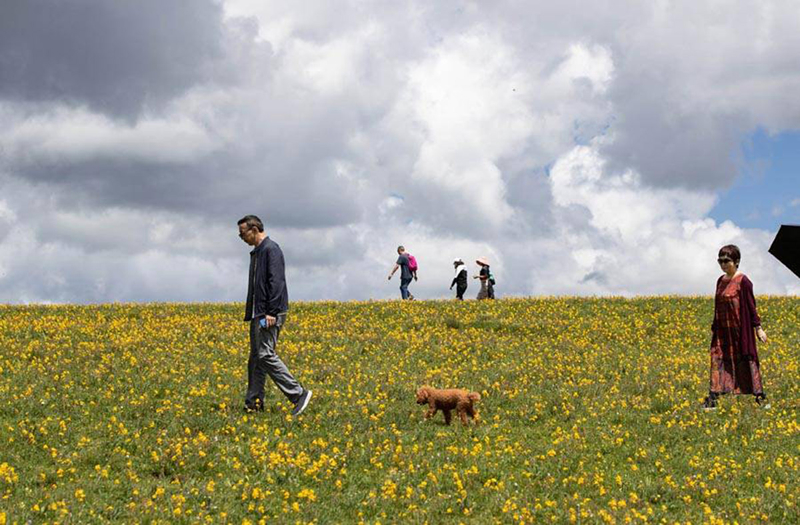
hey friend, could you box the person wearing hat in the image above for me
[450,258,468,300]
[474,257,495,300]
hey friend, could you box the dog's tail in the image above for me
[468,392,481,402]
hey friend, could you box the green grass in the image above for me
[0,297,797,524]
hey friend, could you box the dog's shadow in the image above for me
[410,410,482,428]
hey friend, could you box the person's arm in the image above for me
[264,246,286,327]
[742,276,766,342]
[388,263,399,280]
[711,276,722,334]
[451,275,458,289]
[253,250,268,324]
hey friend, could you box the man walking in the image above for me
[388,245,414,299]
[238,215,311,415]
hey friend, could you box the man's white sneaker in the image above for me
[292,389,312,416]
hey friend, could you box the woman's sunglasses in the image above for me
[717,257,733,264]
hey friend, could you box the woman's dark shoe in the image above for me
[754,393,771,410]
[702,396,718,411]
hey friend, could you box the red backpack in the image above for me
[407,254,418,273]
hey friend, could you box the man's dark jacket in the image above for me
[244,237,289,321]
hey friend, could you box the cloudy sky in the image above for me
[1,0,798,304]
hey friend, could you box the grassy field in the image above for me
[0,297,798,524]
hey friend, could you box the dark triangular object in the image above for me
[768,224,800,279]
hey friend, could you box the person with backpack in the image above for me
[450,258,468,300]
[474,257,495,300]
[388,245,417,300]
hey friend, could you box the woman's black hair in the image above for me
[719,244,741,267]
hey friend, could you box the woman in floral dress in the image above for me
[703,245,769,410]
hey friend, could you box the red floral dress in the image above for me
[709,274,763,395]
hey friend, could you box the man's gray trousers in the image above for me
[245,313,303,410]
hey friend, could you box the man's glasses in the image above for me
[239,227,252,238]
[717,257,732,264]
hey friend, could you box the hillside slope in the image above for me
[0,297,797,523]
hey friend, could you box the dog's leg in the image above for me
[458,407,470,426]
[424,399,438,420]
[468,406,479,424]
[443,409,452,425]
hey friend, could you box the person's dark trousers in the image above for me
[245,313,304,410]
[400,277,412,299]
[456,284,466,300]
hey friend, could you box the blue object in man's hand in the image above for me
[259,317,267,328]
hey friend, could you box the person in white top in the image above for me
[450,258,468,300]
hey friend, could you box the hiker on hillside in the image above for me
[237,215,312,415]
[703,244,769,411]
[450,258,468,300]
[388,245,417,300]
[474,257,495,300]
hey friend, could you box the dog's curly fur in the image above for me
[416,386,481,425]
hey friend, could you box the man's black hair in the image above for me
[238,215,264,232]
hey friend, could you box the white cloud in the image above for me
[399,29,530,228]
[540,142,796,295]
[1,1,799,303]
[0,106,218,166]
[551,144,717,243]
[553,44,614,95]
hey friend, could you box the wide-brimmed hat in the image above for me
[476,257,490,266]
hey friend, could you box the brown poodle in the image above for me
[416,386,481,425]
